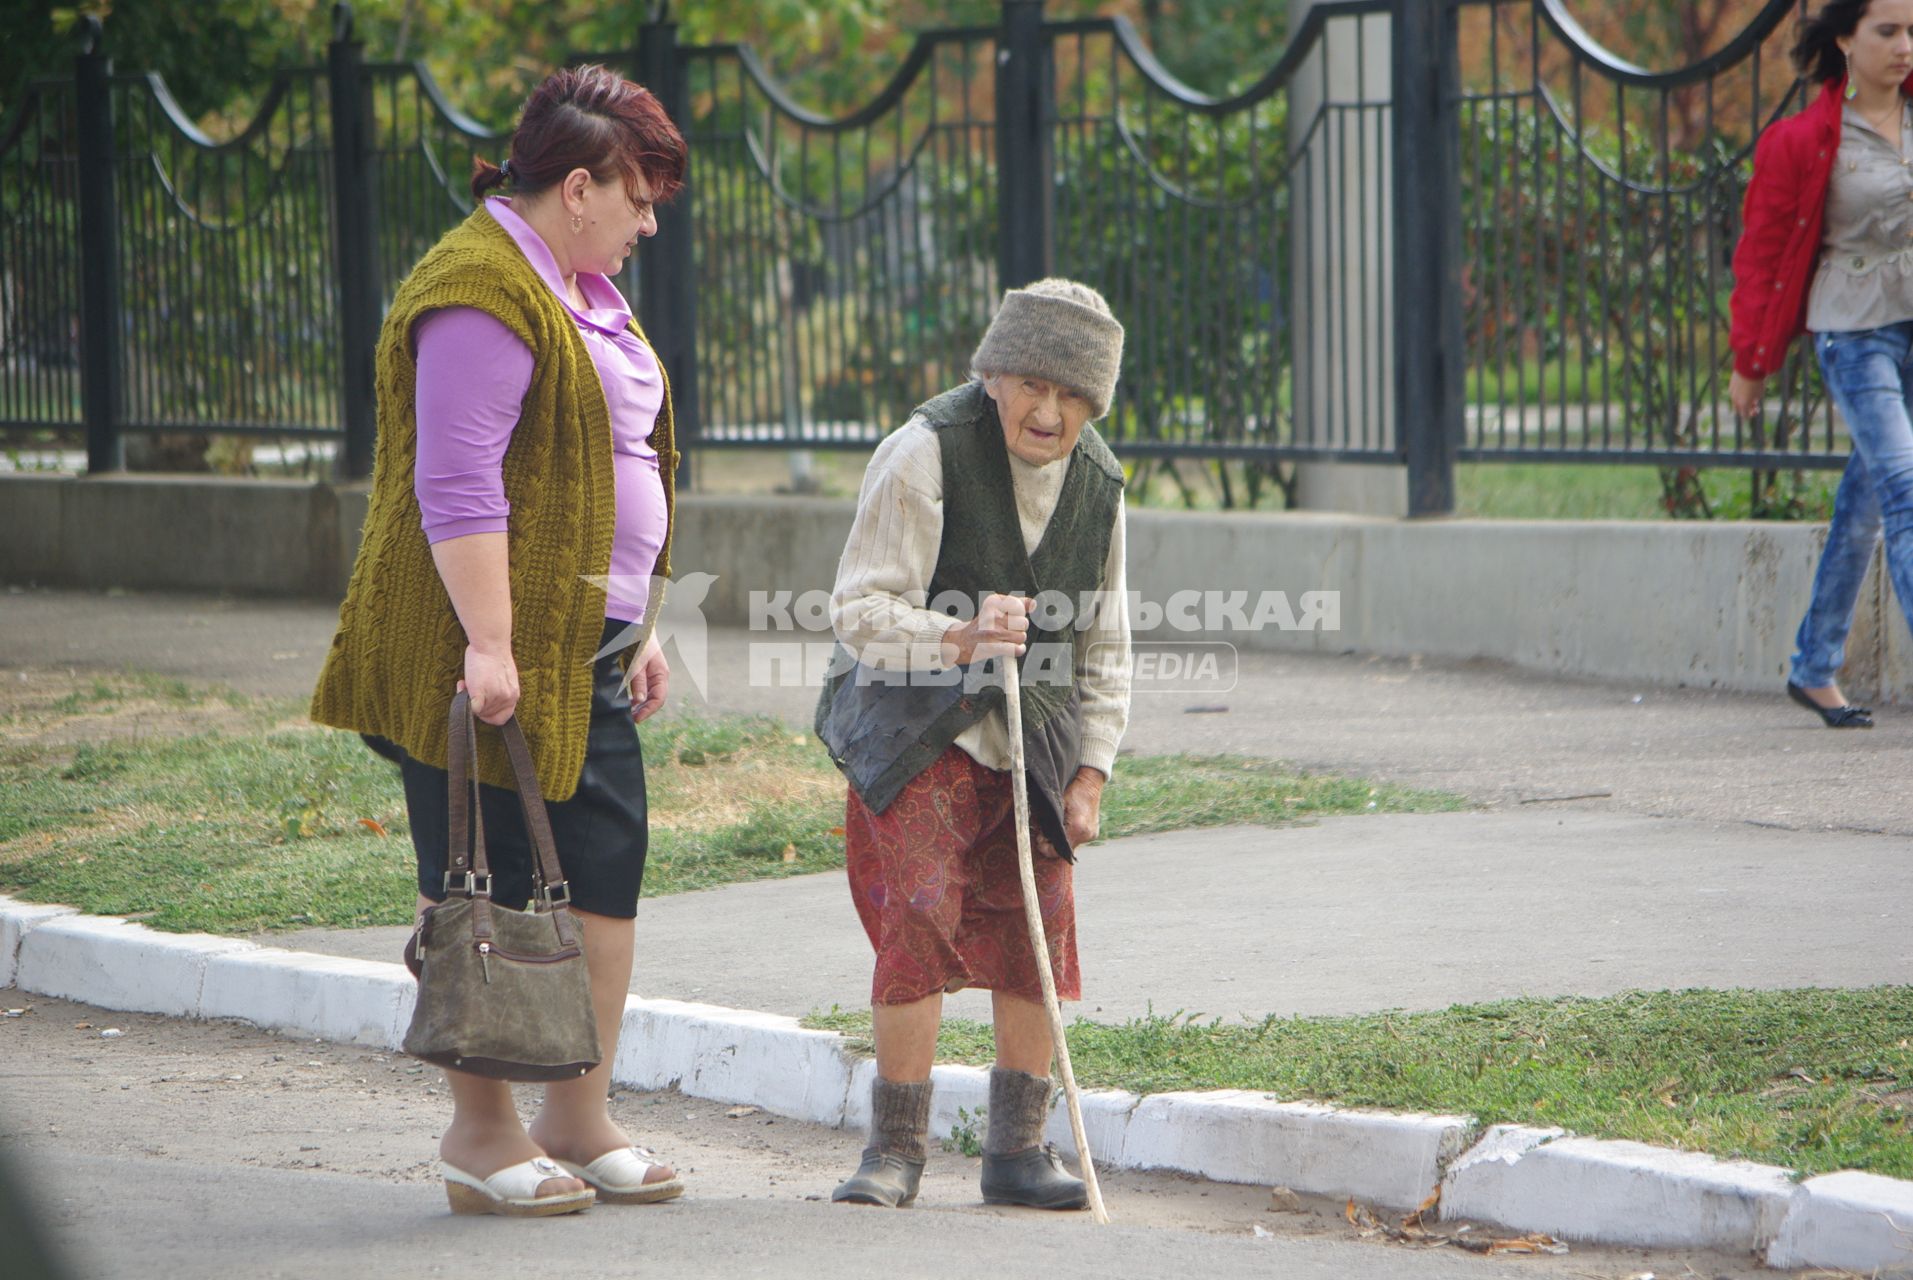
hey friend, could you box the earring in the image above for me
[570,213,583,234]
[1845,52,1860,100]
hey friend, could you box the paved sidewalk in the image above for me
[6,585,1909,1023]
[272,811,1913,1024]
[6,584,1911,833]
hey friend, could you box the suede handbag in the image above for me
[401,691,601,1081]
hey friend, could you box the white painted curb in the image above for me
[1766,1170,1913,1273]
[0,901,74,988]
[1440,1124,1796,1251]
[199,948,416,1048]
[613,997,858,1126]
[1123,1089,1471,1210]
[14,914,254,1018]
[4,893,1910,1272]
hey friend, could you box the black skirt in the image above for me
[367,619,650,918]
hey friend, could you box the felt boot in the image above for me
[832,1077,931,1207]
[980,1067,1088,1210]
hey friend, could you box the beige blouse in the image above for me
[1807,94,1913,333]
[828,419,1132,778]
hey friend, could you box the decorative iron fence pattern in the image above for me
[1454,0,1839,470]
[364,61,501,305]
[677,31,1001,446]
[0,0,1862,506]
[0,80,82,430]
[1049,7,1395,461]
[112,69,338,436]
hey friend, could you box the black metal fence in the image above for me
[0,0,1849,513]
[1454,0,1836,480]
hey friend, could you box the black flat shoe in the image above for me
[1787,682,1874,729]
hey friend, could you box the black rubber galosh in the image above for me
[831,1147,925,1208]
[980,1145,1089,1210]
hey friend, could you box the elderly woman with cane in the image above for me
[815,279,1133,1211]
[312,65,687,1216]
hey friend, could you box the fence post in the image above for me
[996,0,1053,290]
[328,3,380,480]
[1391,0,1463,516]
[74,16,124,473]
[638,12,700,488]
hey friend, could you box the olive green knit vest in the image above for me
[309,207,676,801]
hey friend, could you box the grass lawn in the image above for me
[0,673,1463,935]
[1113,456,1844,520]
[806,988,1913,1180]
[1454,463,1842,521]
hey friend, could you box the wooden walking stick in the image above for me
[1001,657,1110,1225]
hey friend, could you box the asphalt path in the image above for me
[0,998,1767,1280]
[272,810,1913,1023]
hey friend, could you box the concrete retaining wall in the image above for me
[2,473,1904,700]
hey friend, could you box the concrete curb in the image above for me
[1766,1171,1913,1272]
[1,894,1903,1271]
[1440,1125,1797,1250]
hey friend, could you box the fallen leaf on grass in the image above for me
[357,818,389,837]
[829,826,846,837]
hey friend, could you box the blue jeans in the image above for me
[1793,321,1913,687]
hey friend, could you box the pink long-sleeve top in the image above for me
[412,196,667,625]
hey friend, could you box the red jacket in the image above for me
[1731,74,1913,379]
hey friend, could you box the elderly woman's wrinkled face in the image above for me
[984,374,1093,467]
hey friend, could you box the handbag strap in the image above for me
[443,692,576,920]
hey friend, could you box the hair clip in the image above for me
[499,158,514,182]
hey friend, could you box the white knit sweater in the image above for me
[828,418,1132,777]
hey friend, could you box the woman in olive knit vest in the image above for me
[310,66,686,1218]
[816,279,1134,1211]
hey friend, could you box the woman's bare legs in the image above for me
[527,907,677,1186]
[419,893,585,1197]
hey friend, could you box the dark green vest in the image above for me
[815,381,1124,856]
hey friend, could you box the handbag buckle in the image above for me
[444,870,493,898]
[537,882,572,910]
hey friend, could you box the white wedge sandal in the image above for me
[441,1156,596,1217]
[554,1146,685,1205]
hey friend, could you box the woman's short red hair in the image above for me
[473,64,686,205]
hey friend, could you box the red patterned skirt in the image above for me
[845,745,1079,1007]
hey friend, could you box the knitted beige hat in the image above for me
[971,277,1124,418]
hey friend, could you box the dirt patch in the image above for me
[0,802,164,867]
[652,751,840,833]
[0,668,271,755]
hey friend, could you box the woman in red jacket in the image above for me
[1731,0,1913,727]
